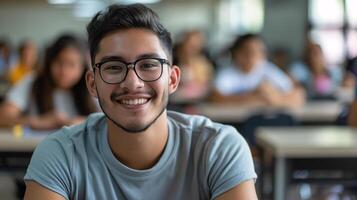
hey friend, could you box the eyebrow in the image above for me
[98,53,163,63]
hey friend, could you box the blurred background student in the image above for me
[0,39,15,77]
[171,30,214,102]
[0,34,98,130]
[7,40,38,85]
[343,56,357,89]
[289,40,343,100]
[0,39,15,101]
[212,33,305,108]
[348,82,357,127]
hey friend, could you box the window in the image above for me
[346,0,357,28]
[219,0,264,34]
[308,0,357,64]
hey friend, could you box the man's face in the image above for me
[87,28,180,133]
[233,38,265,73]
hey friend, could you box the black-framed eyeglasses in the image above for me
[94,57,170,84]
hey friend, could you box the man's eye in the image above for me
[103,65,124,73]
[139,62,160,70]
[142,63,156,68]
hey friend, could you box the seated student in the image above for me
[0,34,98,130]
[171,30,214,102]
[0,39,15,76]
[24,4,258,200]
[213,33,304,108]
[8,40,38,85]
[342,56,357,88]
[290,41,342,100]
[270,47,291,74]
[348,86,357,127]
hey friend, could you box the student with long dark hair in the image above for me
[0,34,97,130]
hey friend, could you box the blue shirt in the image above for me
[24,111,257,200]
[289,61,342,98]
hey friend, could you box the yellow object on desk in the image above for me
[13,124,24,138]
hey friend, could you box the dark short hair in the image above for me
[230,33,263,52]
[87,3,172,65]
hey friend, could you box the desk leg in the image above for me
[275,157,286,200]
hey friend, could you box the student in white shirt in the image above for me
[213,34,304,108]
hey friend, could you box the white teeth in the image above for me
[120,98,148,105]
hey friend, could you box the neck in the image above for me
[107,111,169,170]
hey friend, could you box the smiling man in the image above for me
[24,4,257,200]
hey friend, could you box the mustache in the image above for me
[110,90,155,101]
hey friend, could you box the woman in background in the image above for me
[0,34,97,130]
[172,30,214,102]
[290,41,342,100]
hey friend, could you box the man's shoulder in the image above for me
[168,110,218,128]
[43,112,106,147]
[261,61,281,71]
[262,61,291,78]
[167,110,239,139]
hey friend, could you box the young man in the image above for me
[24,4,257,200]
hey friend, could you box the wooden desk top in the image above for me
[0,129,49,152]
[195,101,343,123]
[256,126,357,158]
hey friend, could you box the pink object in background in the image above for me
[314,75,332,94]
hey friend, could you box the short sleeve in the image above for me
[206,126,257,199]
[24,133,73,199]
[6,74,34,111]
[265,62,293,92]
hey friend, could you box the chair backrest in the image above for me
[239,112,297,146]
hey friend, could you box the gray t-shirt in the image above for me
[24,111,257,200]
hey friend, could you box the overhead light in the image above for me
[73,0,106,18]
[111,0,161,5]
[48,0,76,4]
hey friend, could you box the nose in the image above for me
[119,68,144,91]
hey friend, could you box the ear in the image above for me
[168,65,180,94]
[86,70,98,98]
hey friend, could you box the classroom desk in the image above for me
[194,101,344,124]
[0,129,48,171]
[256,126,357,200]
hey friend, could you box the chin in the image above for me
[108,107,166,134]
[123,124,150,133]
[109,118,152,133]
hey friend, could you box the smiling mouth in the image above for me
[118,98,150,105]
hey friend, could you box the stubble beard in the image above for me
[96,87,169,134]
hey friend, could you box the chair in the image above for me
[239,112,297,146]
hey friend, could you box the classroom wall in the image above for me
[0,1,88,48]
[262,0,307,59]
[0,0,215,47]
[0,0,307,59]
